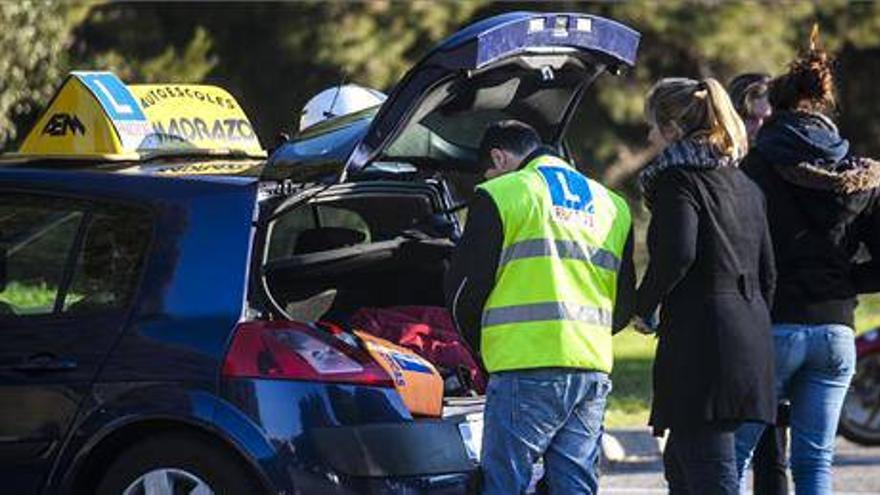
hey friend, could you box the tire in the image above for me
[95,432,264,495]
[838,351,880,446]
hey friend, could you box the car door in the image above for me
[0,192,151,493]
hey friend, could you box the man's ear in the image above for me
[489,148,504,168]
[489,148,506,169]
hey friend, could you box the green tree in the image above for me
[0,1,217,151]
[309,1,483,89]
[0,1,91,148]
[79,26,216,84]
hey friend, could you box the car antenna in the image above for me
[323,71,349,121]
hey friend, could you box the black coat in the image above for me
[636,167,777,432]
[742,112,880,327]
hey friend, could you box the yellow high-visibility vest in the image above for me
[478,154,631,373]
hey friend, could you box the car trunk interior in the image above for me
[261,184,484,402]
[263,183,452,316]
[265,236,452,323]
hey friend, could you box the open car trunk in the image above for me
[265,236,452,323]
[261,183,485,404]
[264,12,640,183]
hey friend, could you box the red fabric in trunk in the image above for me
[349,306,487,393]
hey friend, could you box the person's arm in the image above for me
[853,190,880,293]
[444,190,503,353]
[635,171,700,320]
[612,227,636,334]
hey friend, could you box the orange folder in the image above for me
[355,330,444,417]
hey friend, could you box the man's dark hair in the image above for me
[728,72,771,117]
[478,120,542,166]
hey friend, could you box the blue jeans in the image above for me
[481,369,611,495]
[735,324,856,495]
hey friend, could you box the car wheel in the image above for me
[95,432,263,495]
[839,352,880,446]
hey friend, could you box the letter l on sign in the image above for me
[556,171,581,203]
[93,79,133,116]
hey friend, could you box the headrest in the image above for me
[293,227,367,255]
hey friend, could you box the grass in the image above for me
[0,282,84,314]
[604,293,880,428]
[855,293,880,334]
[606,331,656,428]
[0,282,57,311]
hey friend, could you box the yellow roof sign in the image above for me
[13,71,265,161]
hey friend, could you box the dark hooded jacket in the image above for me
[743,111,880,328]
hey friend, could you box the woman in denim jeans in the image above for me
[734,30,880,494]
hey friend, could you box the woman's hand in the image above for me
[630,314,658,335]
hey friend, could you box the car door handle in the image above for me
[0,354,78,373]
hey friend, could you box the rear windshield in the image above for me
[383,56,601,169]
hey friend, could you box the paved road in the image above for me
[600,432,880,494]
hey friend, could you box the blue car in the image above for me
[0,12,638,495]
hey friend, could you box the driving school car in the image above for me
[0,12,639,495]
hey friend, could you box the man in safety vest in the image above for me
[446,120,635,495]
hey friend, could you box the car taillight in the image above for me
[222,321,393,387]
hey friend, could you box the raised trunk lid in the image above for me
[265,12,640,182]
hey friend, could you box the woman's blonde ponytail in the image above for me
[703,78,749,161]
[646,77,748,160]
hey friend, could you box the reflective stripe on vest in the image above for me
[482,302,613,328]
[477,154,631,373]
[499,238,621,272]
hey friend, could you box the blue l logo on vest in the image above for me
[538,166,594,212]
[76,72,146,121]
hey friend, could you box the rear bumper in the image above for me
[221,378,479,494]
[312,421,477,477]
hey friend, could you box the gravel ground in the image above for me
[600,432,880,494]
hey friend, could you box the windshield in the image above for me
[381,55,602,172]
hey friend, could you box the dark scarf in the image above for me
[756,111,850,170]
[639,138,736,206]
[756,111,880,194]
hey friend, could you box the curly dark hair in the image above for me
[769,24,836,114]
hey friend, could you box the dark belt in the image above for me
[705,273,758,301]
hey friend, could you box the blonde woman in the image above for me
[633,78,777,494]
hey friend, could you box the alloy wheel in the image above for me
[122,468,214,495]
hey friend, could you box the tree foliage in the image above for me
[309,1,483,89]
[2,0,879,192]
[0,0,90,145]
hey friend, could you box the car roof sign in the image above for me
[130,83,263,157]
[9,71,265,162]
